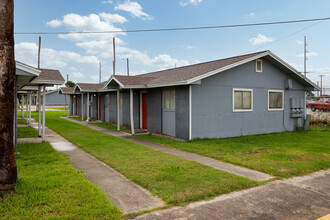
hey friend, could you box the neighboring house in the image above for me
[31,90,67,105]
[68,50,319,140]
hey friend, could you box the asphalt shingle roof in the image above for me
[37,69,65,82]
[113,51,267,86]
[77,81,107,91]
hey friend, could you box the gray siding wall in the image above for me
[175,86,189,140]
[45,92,65,105]
[109,92,117,123]
[101,94,105,121]
[147,88,162,133]
[191,59,306,139]
[122,91,130,126]
[133,91,140,129]
[90,93,98,119]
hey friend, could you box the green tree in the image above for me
[65,81,76,88]
[0,0,17,193]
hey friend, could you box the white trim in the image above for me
[256,59,263,73]
[268,89,284,111]
[189,85,192,141]
[130,89,135,135]
[16,61,41,76]
[232,88,253,112]
[139,91,147,129]
[30,79,64,85]
[117,89,120,131]
[102,75,124,89]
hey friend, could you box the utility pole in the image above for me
[319,74,325,96]
[67,74,69,82]
[122,58,129,76]
[99,62,101,83]
[113,37,116,75]
[317,81,320,97]
[38,36,41,69]
[304,36,307,78]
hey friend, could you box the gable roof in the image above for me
[31,68,65,85]
[75,81,107,92]
[102,50,318,90]
[59,87,75,94]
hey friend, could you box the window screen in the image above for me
[234,90,252,110]
[269,91,283,109]
[163,88,175,110]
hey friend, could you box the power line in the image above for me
[14,17,330,35]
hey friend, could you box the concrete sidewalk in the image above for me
[29,120,164,214]
[136,169,330,220]
[64,117,273,181]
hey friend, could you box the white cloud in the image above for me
[179,0,203,6]
[15,42,100,69]
[47,13,127,43]
[249,34,274,45]
[114,1,152,20]
[120,48,189,70]
[99,12,128,24]
[102,0,113,4]
[72,72,85,79]
[297,40,303,45]
[47,19,62,28]
[247,12,256,19]
[181,45,197,50]
[296,52,318,58]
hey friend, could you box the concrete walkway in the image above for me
[136,169,330,220]
[29,120,164,214]
[64,117,273,181]
[17,137,42,143]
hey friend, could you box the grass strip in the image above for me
[0,142,121,219]
[17,127,39,138]
[17,119,26,124]
[33,111,260,206]
[91,121,129,132]
[136,126,330,178]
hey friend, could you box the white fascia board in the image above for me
[102,76,124,89]
[30,79,65,85]
[98,89,118,92]
[16,61,40,76]
[262,51,319,90]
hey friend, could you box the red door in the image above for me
[142,93,147,129]
[98,95,101,120]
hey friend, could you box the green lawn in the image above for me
[136,126,330,178]
[17,127,39,138]
[0,142,121,219]
[91,121,130,132]
[32,111,260,206]
[17,119,26,124]
[70,116,130,131]
[50,106,69,111]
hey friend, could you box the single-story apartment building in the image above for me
[68,50,319,140]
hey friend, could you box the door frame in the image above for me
[98,94,102,120]
[140,91,147,129]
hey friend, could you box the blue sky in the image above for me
[14,0,330,90]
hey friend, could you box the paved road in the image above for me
[136,169,330,220]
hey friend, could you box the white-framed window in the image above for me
[268,90,284,111]
[256,59,263,72]
[163,88,175,110]
[233,88,253,112]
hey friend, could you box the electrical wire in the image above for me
[14,17,330,35]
